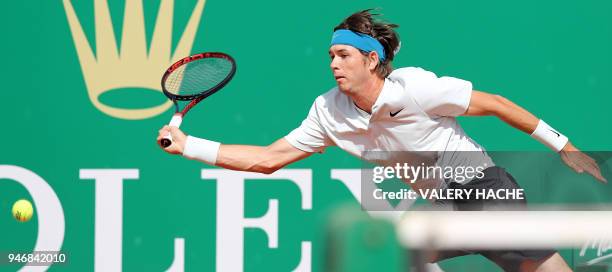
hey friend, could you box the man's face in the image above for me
[329,44,372,94]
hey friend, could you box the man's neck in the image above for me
[350,76,385,114]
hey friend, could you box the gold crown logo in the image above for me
[62,0,206,119]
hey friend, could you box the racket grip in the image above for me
[160,114,183,148]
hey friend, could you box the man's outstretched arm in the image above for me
[157,126,312,174]
[463,90,606,183]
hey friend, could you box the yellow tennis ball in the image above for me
[12,199,34,222]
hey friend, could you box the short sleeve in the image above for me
[284,98,332,153]
[406,68,473,117]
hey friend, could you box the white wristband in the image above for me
[182,136,221,165]
[530,120,569,152]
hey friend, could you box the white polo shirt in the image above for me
[285,67,494,184]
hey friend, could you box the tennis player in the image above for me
[158,9,605,272]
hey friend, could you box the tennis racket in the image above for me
[159,52,236,148]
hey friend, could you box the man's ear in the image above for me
[367,51,379,71]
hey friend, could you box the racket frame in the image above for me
[159,52,236,148]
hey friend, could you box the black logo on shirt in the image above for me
[548,129,560,137]
[390,108,403,117]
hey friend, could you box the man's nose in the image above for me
[330,57,339,70]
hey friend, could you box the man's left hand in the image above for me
[560,142,607,183]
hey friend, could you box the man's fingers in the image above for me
[585,156,608,183]
[158,126,178,138]
[564,159,580,172]
[597,174,607,184]
[584,155,598,168]
[587,168,607,183]
[562,151,609,183]
[590,161,602,174]
[579,157,607,183]
[571,163,584,173]
[588,164,607,183]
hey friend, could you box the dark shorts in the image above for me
[432,166,558,272]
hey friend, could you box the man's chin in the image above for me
[337,84,350,94]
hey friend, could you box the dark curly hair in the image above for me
[334,9,400,78]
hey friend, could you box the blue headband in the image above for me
[330,29,386,61]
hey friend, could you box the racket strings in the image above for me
[165,58,233,97]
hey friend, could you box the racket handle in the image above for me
[160,114,183,148]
